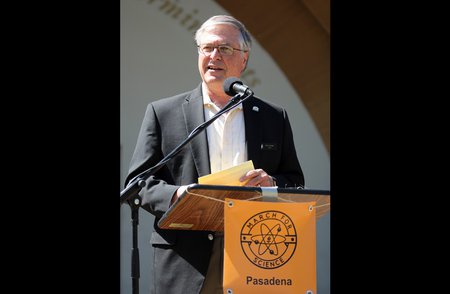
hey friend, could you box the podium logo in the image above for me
[240,210,297,269]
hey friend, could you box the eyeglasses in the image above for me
[197,44,247,56]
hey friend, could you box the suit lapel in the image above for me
[243,98,263,168]
[182,86,211,177]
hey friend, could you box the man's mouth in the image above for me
[207,65,223,71]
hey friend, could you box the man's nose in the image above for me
[210,47,222,59]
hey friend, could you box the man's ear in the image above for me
[241,55,249,72]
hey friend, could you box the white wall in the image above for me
[120,0,330,293]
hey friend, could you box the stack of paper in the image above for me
[198,160,254,186]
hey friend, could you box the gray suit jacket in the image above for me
[125,84,304,294]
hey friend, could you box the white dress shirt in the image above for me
[202,83,247,174]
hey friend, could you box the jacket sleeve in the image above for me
[124,103,179,219]
[272,109,305,188]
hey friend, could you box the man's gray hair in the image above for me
[195,15,252,52]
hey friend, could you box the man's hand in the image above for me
[239,169,276,187]
[170,185,188,206]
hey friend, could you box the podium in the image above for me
[158,184,330,293]
[158,183,330,231]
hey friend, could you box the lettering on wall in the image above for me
[145,0,261,88]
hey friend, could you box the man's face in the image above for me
[197,24,248,92]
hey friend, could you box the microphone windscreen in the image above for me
[223,77,242,96]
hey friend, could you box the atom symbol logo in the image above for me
[252,223,285,255]
[240,210,297,269]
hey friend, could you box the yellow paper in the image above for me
[198,160,254,186]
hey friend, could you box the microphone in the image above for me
[223,77,254,96]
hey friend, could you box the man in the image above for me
[125,15,304,294]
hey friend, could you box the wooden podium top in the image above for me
[158,184,330,232]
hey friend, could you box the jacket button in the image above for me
[208,234,214,240]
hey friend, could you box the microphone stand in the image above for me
[120,91,253,294]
